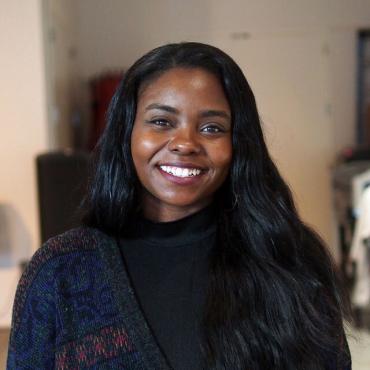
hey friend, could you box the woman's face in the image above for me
[131,67,232,221]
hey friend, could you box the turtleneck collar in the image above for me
[124,203,218,247]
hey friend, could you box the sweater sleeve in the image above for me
[6,254,58,369]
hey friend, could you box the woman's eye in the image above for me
[201,125,224,133]
[147,119,171,127]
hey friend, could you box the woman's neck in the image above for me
[140,192,214,222]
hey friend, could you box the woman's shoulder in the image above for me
[7,227,119,368]
[39,226,109,254]
[10,227,111,328]
[23,227,107,278]
[23,226,113,280]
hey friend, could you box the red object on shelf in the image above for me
[89,72,123,150]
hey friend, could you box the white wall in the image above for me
[44,0,81,149]
[74,0,370,251]
[0,0,48,326]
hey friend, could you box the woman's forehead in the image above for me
[139,67,220,94]
[137,67,230,112]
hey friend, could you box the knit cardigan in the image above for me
[7,227,173,369]
[6,227,352,370]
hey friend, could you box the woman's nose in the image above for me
[168,127,202,155]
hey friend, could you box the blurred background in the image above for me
[1,0,370,368]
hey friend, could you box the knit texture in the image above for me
[6,227,172,370]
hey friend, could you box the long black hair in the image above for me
[82,42,352,369]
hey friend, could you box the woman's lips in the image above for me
[158,162,206,170]
[156,165,207,185]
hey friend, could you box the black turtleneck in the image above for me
[119,204,217,370]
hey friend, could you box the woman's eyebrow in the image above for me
[145,103,179,114]
[145,103,230,121]
[199,110,230,120]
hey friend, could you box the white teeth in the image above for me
[160,166,202,177]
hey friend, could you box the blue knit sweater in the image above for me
[6,227,352,369]
[7,227,173,369]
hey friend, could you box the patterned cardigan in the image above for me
[6,227,351,369]
[7,227,172,369]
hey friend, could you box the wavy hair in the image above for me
[82,42,352,369]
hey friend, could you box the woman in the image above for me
[7,42,352,369]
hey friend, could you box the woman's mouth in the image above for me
[159,165,202,177]
[157,165,207,185]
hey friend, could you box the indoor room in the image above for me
[1,0,370,368]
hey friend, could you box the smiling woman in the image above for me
[7,42,352,370]
[131,67,232,222]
